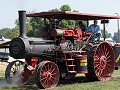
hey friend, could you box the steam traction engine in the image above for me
[5,11,119,89]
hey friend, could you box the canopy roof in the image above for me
[26,11,120,20]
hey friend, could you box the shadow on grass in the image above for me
[58,76,89,86]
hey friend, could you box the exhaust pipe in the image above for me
[18,10,27,38]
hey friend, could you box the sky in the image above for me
[1,0,120,36]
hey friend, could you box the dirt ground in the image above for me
[0,62,8,77]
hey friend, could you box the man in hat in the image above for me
[87,20,101,41]
[78,21,87,32]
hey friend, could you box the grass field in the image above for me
[0,62,120,90]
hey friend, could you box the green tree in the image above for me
[113,31,120,43]
[59,5,77,28]
[101,29,111,38]
[29,17,44,37]
[14,17,32,37]
[60,4,71,12]
[49,8,60,12]
[0,28,15,39]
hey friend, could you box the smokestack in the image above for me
[18,10,26,38]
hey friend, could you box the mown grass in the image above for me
[0,70,120,90]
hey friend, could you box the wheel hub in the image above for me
[47,72,52,80]
[100,56,106,69]
[42,71,52,80]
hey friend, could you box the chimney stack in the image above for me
[18,10,27,38]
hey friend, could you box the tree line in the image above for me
[0,5,113,40]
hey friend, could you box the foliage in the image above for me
[113,31,120,43]
[60,4,71,12]
[0,28,17,39]
[101,29,111,38]
[49,8,60,12]
[28,17,44,37]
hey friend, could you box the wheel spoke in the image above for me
[50,78,54,84]
[96,48,101,57]
[47,80,51,87]
[103,69,107,79]
[97,71,102,80]
[97,68,104,80]
[106,59,112,63]
[105,51,110,58]
[51,76,57,81]
[106,63,112,67]
[103,45,106,54]
[51,73,58,76]
[105,65,112,74]
[106,55,111,60]
[41,68,45,73]
[49,64,53,72]
[103,44,107,56]
[11,69,15,73]
[11,67,15,71]
[95,65,101,73]
[103,68,109,77]
[42,77,48,84]
[15,62,19,70]
[44,66,48,72]
[94,55,100,61]
[94,63,100,69]
[99,69,104,79]
[104,46,108,56]
[51,68,55,74]
[41,76,47,82]
[47,64,50,71]
[94,61,99,64]
[100,44,104,55]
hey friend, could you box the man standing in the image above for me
[87,20,101,41]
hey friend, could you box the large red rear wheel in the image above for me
[35,61,60,89]
[85,42,115,81]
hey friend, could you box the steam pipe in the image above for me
[18,10,27,38]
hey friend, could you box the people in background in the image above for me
[78,21,87,31]
[87,20,101,41]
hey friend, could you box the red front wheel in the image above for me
[35,61,60,89]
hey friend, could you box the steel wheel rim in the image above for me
[94,42,114,81]
[40,62,59,88]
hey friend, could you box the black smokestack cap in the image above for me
[18,10,27,38]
